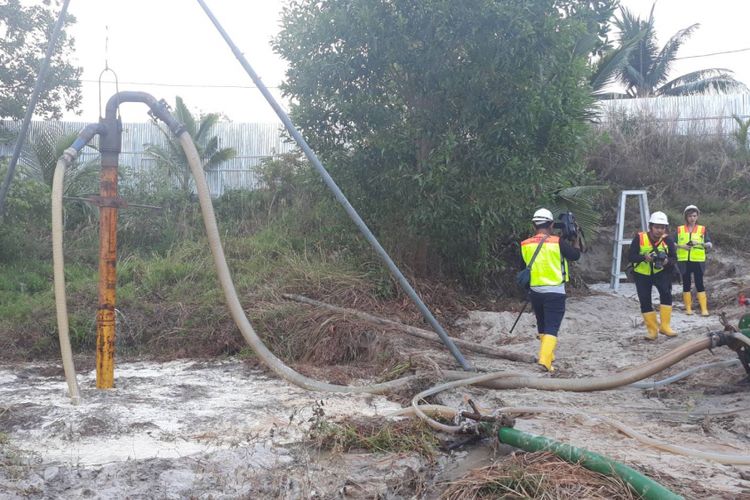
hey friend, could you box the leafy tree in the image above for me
[145,96,237,194]
[274,0,613,282]
[605,5,746,98]
[0,0,82,120]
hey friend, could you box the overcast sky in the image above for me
[63,1,288,123]
[58,0,750,124]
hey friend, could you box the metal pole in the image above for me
[0,0,72,217]
[89,91,184,389]
[95,110,122,389]
[195,0,472,370]
[198,0,474,370]
[509,300,529,334]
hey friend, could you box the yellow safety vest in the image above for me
[633,232,668,275]
[521,234,568,286]
[676,225,706,262]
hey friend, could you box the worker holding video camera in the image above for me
[627,211,678,340]
[520,208,581,372]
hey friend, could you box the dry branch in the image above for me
[282,293,534,364]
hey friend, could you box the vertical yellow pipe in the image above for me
[96,164,118,388]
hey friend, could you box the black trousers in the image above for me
[634,271,672,313]
[529,291,566,336]
[678,261,705,293]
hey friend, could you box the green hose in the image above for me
[497,427,684,500]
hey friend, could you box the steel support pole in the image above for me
[195,0,472,370]
[95,115,122,388]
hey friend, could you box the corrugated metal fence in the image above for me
[0,120,296,196]
[4,94,750,194]
[595,93,750,135]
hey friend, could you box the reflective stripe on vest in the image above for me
[676,225,706,262]
[521,234,568,286]
[633,232,668,275]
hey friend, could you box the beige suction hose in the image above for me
[178,133,418,394]
[407,335,719,432]
[52,147,80,404]
[733,331,750,348]
[403,332,750,464]
[441,335,718,391]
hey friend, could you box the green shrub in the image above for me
[274,0,613,284]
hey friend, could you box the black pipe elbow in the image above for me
[71,123,104,152]
[104,91,154,120]
[103,91,185,137]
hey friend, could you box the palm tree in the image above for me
[17,125,100,223]
[547,185,609,252]
[21,125,99,196]
[601,5,746,98]
[145,96,236,194]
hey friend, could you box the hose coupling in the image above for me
[460,408,516,427]
[62,147,78,164]
[474,413,516,438]
[148,99,186,136]
[707,330,731,349]
[458,399,515,434]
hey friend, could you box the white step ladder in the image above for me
[610,190,650,291]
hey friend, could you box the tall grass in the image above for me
[587,111,750,245]
[0,154,414,369]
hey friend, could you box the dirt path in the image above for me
[457,280,750,499]
[1,275,749,498]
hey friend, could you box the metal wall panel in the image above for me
[0,120,296,196]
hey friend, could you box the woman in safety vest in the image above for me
[675,205,712,316]
[520,208,581,372]
[627,211,678,340]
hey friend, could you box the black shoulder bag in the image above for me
[516,235,549,290]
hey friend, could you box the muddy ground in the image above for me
[1,249,750,499]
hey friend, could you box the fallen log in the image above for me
[281,293,534,364]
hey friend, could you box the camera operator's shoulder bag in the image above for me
[516,235,549,290]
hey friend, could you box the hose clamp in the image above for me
[62,147,78,164]
[149,99,186,136]
[707,330,730,349]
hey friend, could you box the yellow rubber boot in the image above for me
[642,311,659,340]
[697,291,709,316]
[536,333,554,363]
[683,292,693,315]
[537,334,557,372]
[659,305,677,337]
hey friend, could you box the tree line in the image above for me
[2,0,745,285]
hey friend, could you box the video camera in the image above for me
[553,212,579,241]
[650,251,668,270]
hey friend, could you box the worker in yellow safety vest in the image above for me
[627,211,678,340]
[520,208,581,372]
[675,205,712,316]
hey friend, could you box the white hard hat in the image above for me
[649,211,669,225]
[683,204,700,215]
[532,208,554,223]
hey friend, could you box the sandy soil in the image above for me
[456,282,750,499]
[1,251,749,499]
